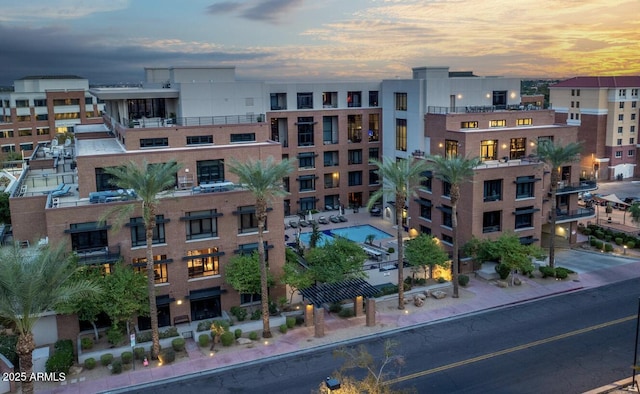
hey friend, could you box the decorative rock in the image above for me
[431,290,447,299]
[69,366,83,375]
[514,277,522,286]
[415,293,427,301]
[496,280,509,288]
[236,337,252,345]
[413,295,424,307]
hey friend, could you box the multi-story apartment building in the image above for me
[411,108,596,273]
[550,77,640,180]
[0,76,104,156]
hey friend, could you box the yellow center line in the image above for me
[385,315,636,386]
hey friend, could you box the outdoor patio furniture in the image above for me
[288,220,298,228]
[51,184,72,198]
[338,215,348,222]
[329,215,340,223]
[299,220,310,227]
[318,216,329,224]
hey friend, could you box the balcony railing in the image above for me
[552,207,596,223]
[427,104,546,114]
[555,180,598,195]
[75,245,121,265]
[123,114,265,128]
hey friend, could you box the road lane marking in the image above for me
[385,315,636,385]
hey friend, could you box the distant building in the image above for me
[550,77,640,180]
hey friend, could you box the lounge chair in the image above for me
[51,185,72,198]
[299,220,310,227]
[43,183,65,195]
[318,216,329,225]
[338,215,348,222]
[329,215,340,223]
[288,220,299,228]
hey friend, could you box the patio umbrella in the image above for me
[307,210,313,221]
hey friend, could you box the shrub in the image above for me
[594,230,604,239]
[555,267,570,279]
[80,337,94,350]
[111,360,122,374]
[416,278,427,285]
[172,337,186,352]
[100,353,114,366]
[279,324,288,334]
[595,240,604,250]
[269,301,278,315]
[329,303,343,313]
[338,308,355,318]
[136,331,152,343]
[198,334,210,347]
[84,358,96,370]
[437,277,446,284]
[590,238,597,246]
[230,307,248,321]
[387,247,395,254]
[615,237,624,245]
[249,331,259,341]
[134,347,146,360]
[604,243,614,252]
[495,263,511,280]
[46,339,74,375]
[379,285,398,296]
[604,235,612,242]
[582,228,592,236]
[121,351,133,365]
[159,327,179,339]
[0,335,18,367]
[458,274,470,287]
[220,331,235,347]
[250,310,261,320]
[107,325,124,346]
[627,241,636,249]
[234,329,243,339]
[286,317,296,329]
[197,320,213,332]
[539,266,555,278]
[159,349,175,364]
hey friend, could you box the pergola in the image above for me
[299,278,381,307]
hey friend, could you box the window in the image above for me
[68,222,108,251]
[197,159,224,184]
[395,119,407,151]
[395,93,407,111]
[615,151,622,158]
[480,140,498,161]
[300,196,316,212]
[297,92,313,109]
[19,143,33,151]
[620,102,625,109]
[241,293,262,305]
[187,135,213,145]
[576,89,580,96]
[483,211,501,233]
[484,179,502,202]
[347,114,363,142]
[617,139,623,146]
[633,101,638,108]
[445,140,458,159]
[53,98,80,106]
[517,118,532,126]
[631,138,635,144]
[298,175,316,191]
[515,206,535,229]
[323,116,338,144]
[34,99,46,107]
[629,150,635,157]
[633,89,639,97]
[237,206,260,234]
[421,171,432,192]
[348,171,362,186]
[297,117,314,146]
[368,169,379,185]
[0,130,13,138]
[417,198,432,220]
[442,181,451,197]
[516,176,536,198]
[461,121,478,129]
[576,101,580,108]
[368,114,380,141]
[368,91,379,107]
[1,145,15,153]
[18,129,32,137]
[140,138,168,148]
[347,91,362,107]
[576,113,580,120]
[619,89,626,97]
[632,113,637,121]
[369,147,379,161]
[619,114,624,121]
[186,248,220,278]
[296,152,315,169]
[322,92,337,108]
[632,126,636,133]
[348,149,363,165]
[184,210,218,240]
[570,101,574,108]
[571,89,575,96]
[510,138,526,160]
[441,205,452,228]
[129,215,166,247]
[54,113,79,120]
[324,151,339,167]
[15,100,29,108]
[324,173,339,189]
[618,127,624,134]
[133,255,169,284]
[36,114,48,121]
[270,93,287,110]
[230,133,255,143]
[490,119,506,128]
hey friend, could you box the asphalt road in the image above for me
[125,277,640,394]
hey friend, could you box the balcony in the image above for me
[123,114,265,128]
[75,245,121,265]
[427,105,546,114]
[552,207,596,223]
[555,180,598,195]
[475,156,539,169]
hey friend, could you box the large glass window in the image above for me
[140,138,168,148]
[297,117,315,146]
[368,114,380,142]
[197,159,224,184]
[187,135,213,145]
[483,179,502,201]
[297,92,313,109]
[483,211,501,233]
[369,91,379,107]
[348,149,363,165]
[237,206,259,234]
[417,198,432,220]
[186,248,220,278]
[133,255,169,284]
[68,222,108,251]
[347,91,362,107]
[95,167,117,192]
[348,171,362,186]
[441,206,452,228]
[270,93,287,110]
[396,119,407,151]
[300,197,316,212]
[445,140,458,159]
[510,138,526,160]
[420,171,432,192]
[230,133,255,143]
[298,175,316,191]
[395,93,407,111]
[127,98,166,119]
[369,147,379,161]
[516,176,535,198]
[481,140,498,161]
[515,207,536,229]
[368,169,379,185]
[347,114,363,143]
[323,116,338,144]
[298,152,316,169]
[184,210,218,240]
[324,151,339,167]
[129,215,166,247]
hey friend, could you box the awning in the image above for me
[600,194,629,206]
[436,206,452,214]
[414,198,432,207]
[513,208,540,215]
[299,278,381,307]
[156,294,175,306]
[187,287,221,301]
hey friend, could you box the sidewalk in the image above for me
[37,252,640,394]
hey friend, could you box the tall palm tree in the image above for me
[536,139,582,268]
[0,243,100,394]
[426,154,480,298]
[104,159,181,358]
[367,157,430,309]
[229,156,294,338]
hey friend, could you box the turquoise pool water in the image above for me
[298,224,392,245]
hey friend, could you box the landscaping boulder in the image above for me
[236,338,252,345]
[413,295,424,307]
[431,290,447,299]
[513,277,522,286]
[496,280,509,288]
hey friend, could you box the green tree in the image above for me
[101,262,149,337]
[426,154,481,298]
[367,157,430,309]
[0,244,100,394]
[305,237,368,284]
[58,266,105,341]
[535,139,582,268]
[0,192,10,224]
[630,202,640,225]
[225,252,274,303]
[228,156,294,339]
[405,234,449,281]
[309,221,321,249]
[281,249,314,304]
[103,159,181,358]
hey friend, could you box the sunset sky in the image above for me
[1,0,638,85]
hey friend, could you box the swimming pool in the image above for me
[298,224,392,245]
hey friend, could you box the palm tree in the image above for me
[535,140,582,268]
[426,154,481,298]
[0,243,100,394]
[103,159,181,358]
[229,156,294,338]
[367,157,430,309]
